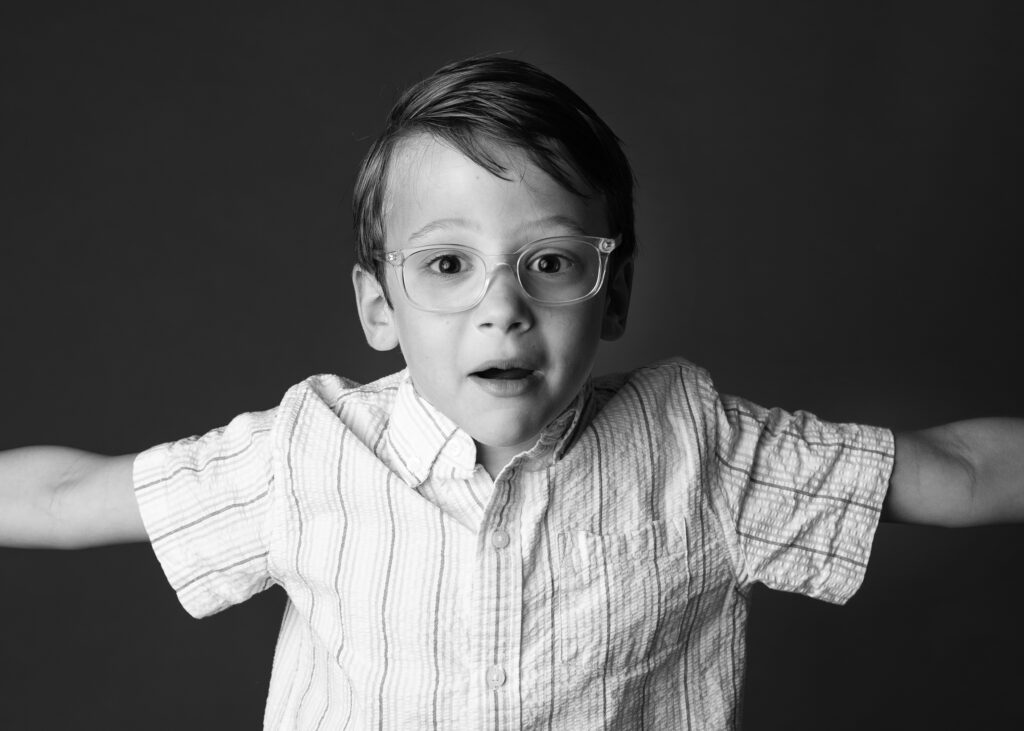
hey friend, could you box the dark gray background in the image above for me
[2,2,1022,728]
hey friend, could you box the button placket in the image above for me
[474,459,523,719]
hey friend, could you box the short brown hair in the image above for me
[352,56,636,295]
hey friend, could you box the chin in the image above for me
[472,422,543,451]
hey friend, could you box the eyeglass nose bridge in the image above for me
[471,257,528,306]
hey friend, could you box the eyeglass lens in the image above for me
[401,238,604,311]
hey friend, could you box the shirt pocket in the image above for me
[557,518,690,674]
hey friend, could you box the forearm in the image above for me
[889,418,1024,526]
[0,447,144,548]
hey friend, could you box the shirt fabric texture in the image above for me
[133,357,895,730]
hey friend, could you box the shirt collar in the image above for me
[385,371,594,485]
[386,371,475,484]
[531,378,594,466]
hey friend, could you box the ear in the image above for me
[352,264,399,351]
[600,258,633,341]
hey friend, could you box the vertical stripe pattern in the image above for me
[132,358,894,729]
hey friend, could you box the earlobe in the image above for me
[601,259,633,341]
[352,265,399,351]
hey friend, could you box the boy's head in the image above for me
[351,56,635,474]
[352,55,636,292]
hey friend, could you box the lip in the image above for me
[468,359,542,397]
[469,370,541,397]
[470,358,539,372]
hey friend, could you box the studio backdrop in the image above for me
[1,2,1022,729]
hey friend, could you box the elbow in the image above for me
[889,428,981,527]
[936,429,986,528]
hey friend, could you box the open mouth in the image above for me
[473,367,535,380]
[469,362,540,396]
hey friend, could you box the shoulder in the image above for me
[279,371,400,415]
[580,357,724,453]
[591,356,719,414]
[273,370,405,446]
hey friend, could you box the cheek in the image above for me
[545,306,604,366]
[394,312,460,376]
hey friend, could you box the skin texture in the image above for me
[353,135,631,478]
[889,419,1024,525]
[0,448,142,547]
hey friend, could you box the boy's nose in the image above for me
[473,265,534,333]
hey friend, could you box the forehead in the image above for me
[382,134,608,247]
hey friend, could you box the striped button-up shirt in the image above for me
[133,357,894,730]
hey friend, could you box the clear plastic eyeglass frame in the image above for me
[376,235,620,314]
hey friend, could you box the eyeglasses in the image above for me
[377,235,619,314]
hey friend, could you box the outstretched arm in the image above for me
[885,418,1024,525]
[0,448,146,548]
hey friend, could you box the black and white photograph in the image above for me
[2,3,1022,729]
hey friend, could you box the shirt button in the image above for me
[491,529,510,549]
[486,665,507,689]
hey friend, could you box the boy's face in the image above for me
[354,134,630,475]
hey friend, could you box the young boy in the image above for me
[2,56,1023,729]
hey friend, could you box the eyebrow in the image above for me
[408,218,480,243]
[407,214,589,244]
[521,215,590,237]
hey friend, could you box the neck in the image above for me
[476,440,532,480]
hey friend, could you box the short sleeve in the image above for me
[705,383,895,605]
[133,408,278,618]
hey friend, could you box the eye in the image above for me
[412,249,476,278]
[429,253,464,275]
[526,251,576,275]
